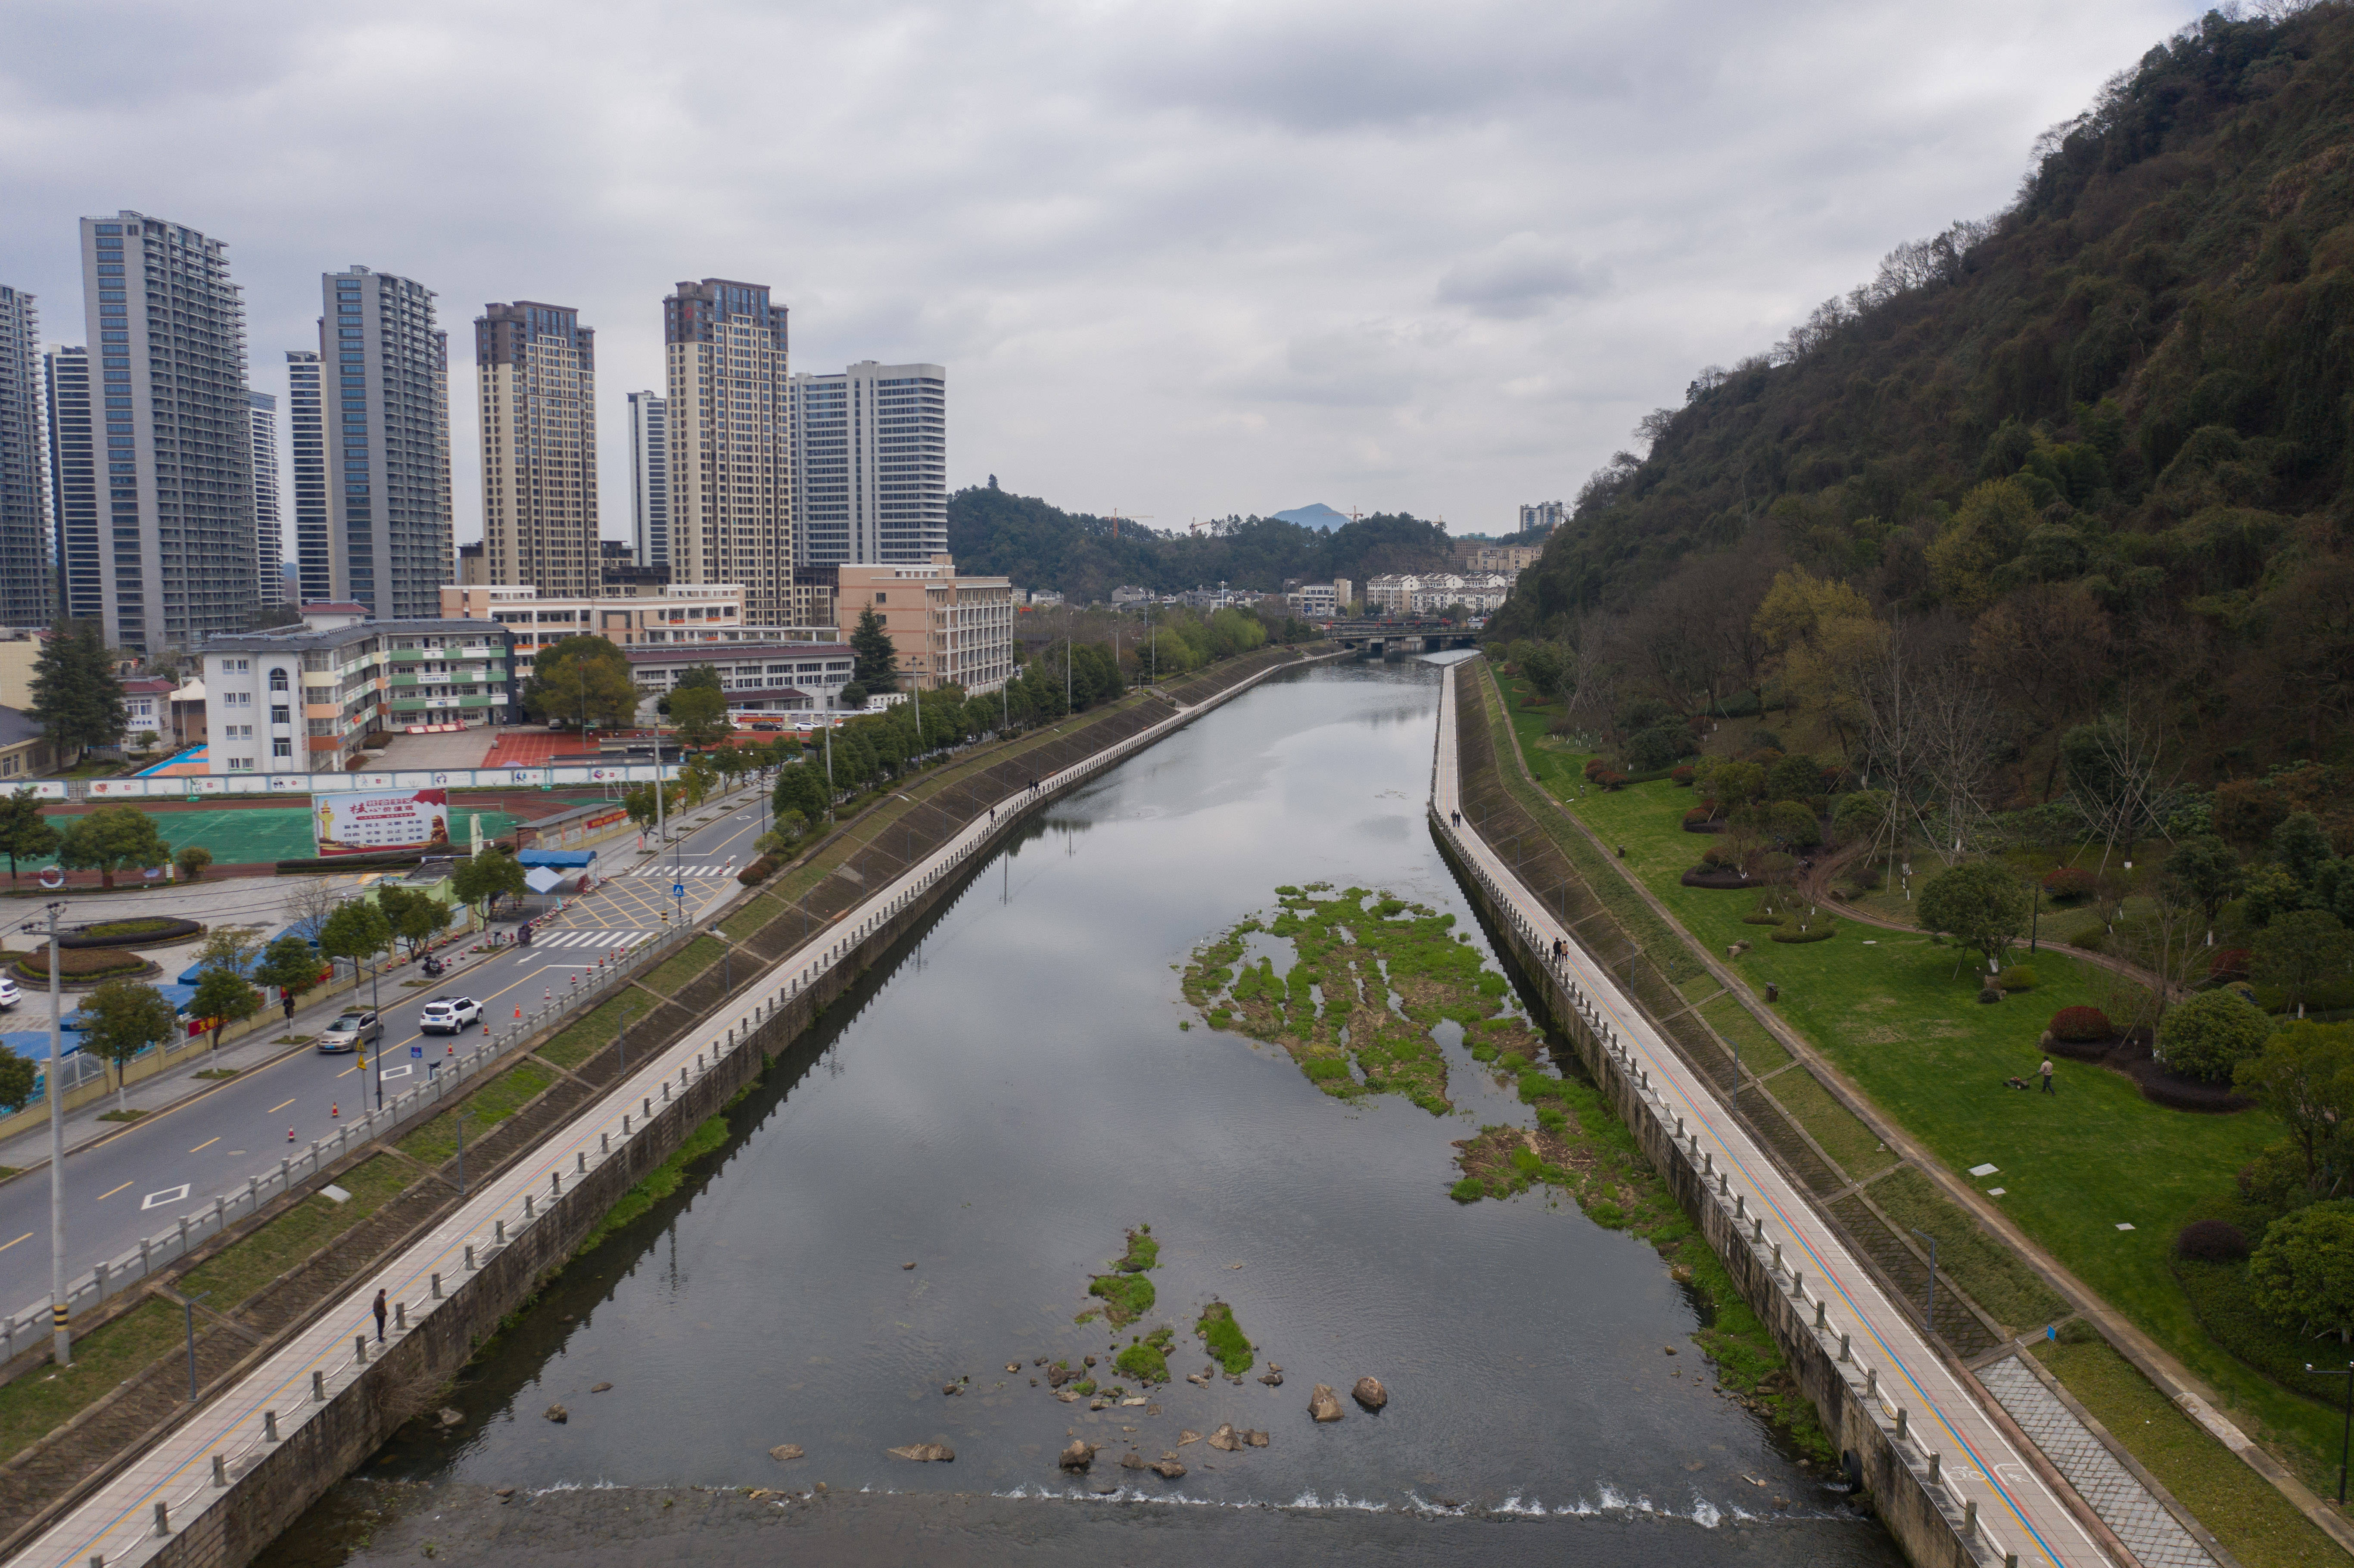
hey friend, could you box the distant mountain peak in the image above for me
[1274,503,1350,531]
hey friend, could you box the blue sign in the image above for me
[410,1044,423,1059]
[673,883,686,898]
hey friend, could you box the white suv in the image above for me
[419,996,482,1034]
[0,977,18,1010]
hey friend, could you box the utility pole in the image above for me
[37,900,68,1365]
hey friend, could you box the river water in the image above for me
[272,658,1902,1567]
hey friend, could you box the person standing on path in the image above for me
[372,1288,388,1342]
[2040,1057,2056,1095]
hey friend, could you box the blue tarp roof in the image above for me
[517,849,596,868]
[65,984,197,1031]
[1,1030,87,1062]
[177,936,276,986]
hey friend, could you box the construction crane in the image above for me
[1107,510,1154,541]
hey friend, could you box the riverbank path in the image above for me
[1431,666,2114,1568]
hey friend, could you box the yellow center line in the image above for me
[0,1232,31,1254]
[189,1137,219,1153]
[268,1098,296,1114]
[97,1181,132,1201]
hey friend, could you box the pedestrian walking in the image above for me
[372,1288,388,1343]
[2039,1057,2056,1095]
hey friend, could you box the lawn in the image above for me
[1490,672,2354,1497]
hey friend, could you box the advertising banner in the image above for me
[311,788,455,857]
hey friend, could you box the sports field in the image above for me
[14,806,523,870]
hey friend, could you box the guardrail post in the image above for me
[431,1272,442,1299]
[265,1409,279,1441]
[1895,1407,1907,1440]
[1865,1366,1875,1395]
[1927,1452,1940,1483]
[355,1334,368,1364]
[213,1453,227,1487]
[395,1302,406,1331]
[312,1369,326,1401]
[153,1501,170,1537]
[465,1244,476,1269]
[1963,1498,1976,1533]
[496,1220,508,1242]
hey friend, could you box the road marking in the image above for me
[189,1137,220,1153]
[140,1184,190,1210]
[97,1181,133,1201]
[268,1098,296,1114]
[0,1232,30,1254]
[337,1064,361,1078]
[381,1063,414,1081]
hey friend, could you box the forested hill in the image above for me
[947,485,1454,601]
[1492,4,2354,759]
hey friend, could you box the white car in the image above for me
[0,977,18,1009]
[419,996,482,1035]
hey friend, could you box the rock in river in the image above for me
[1207,1424,1244,1452]
[887,1443,955,1462]
[1352,1376,1388,1411]
[769,1444,805,1462]
[1308,1384,1344,1423]
[1059,1439,1097,1471]
[543,1403,569,1424]
[1152,1455,1187,1479]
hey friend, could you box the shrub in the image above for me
[174,845,213,881]
[1700,848,1725,867]
[13,947,150,982]
[2041,867,2098,901]
[1766,800,1820,849]
[2156,989,2274,1083]
[736,856,779,886]
[1669,765,1695,787]
[1770,920,1838,944]
[1682,806,1713,827]
[2210,947,2252,983]
[2251,1201,2354,1337]
[1593,770,1628,791]
[1997,964,2039,992]
[2048,1005,2113,1042]
[2177,1218,2251,1263]
[1581,757,1606,781]
[1626,722,1690,773]
[1765,753,1822,803]
[65,917,203,949]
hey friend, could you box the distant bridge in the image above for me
[1324,621,1483,656]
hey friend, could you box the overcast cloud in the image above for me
[0,0,2195,545]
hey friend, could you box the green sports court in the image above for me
[14,806,524,871]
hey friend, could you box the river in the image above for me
[266,657,1903,1568]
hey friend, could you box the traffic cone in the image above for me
[287,1126,296,1142]
[330,1102,339,1118]
[514,1004,522,1020]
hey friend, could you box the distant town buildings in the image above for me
[1519,500,1566,535]
[1454,543,1539,576]
[478,300,597,595]
[0,285,50,626]
[1284,579,1352,619]
[836,557,1013,694]
[1363,572,1512,615]
[664,278,793,624]
[626,638,854,719]
[791,361,947,566]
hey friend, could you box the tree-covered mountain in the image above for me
[947,485,1455,602]
[1492,3,2354,784]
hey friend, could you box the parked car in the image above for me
[318,1010,380,1054]
[418,996,482,1034]
[0,977,18,1010]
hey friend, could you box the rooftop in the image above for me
[623,642,849,664]
[202,619,510,656]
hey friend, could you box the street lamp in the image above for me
[2309,1360,2354,1504]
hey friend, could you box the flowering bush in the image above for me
[2047,1005,2113,1042]
[1669,765,1696,787]
[1594,770,1628,791]
[2041,866,2098,901]
[1582,757,1607,781]
[2209,947,2252,983]
[1682,805,1714,826]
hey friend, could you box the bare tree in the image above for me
[2066,705,2177,874]
[1968,585,2111,800]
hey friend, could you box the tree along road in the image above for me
[0,798,770,1315]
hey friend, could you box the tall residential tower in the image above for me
[477,301,596,594]
[790,361,945,566]
[286,350,327,604]
[248,390,280,605]
[319,266,451,619]
[627,390,668,569]
[43,348,96,624]
[78,211,260,653]
[663,279,791,621]
[0,286,50,625]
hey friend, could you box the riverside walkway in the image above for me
[19,655,1330,1568]
[1431,666,2114,1568]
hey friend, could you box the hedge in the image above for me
[62,917,203,950]
[1769,920,1838,944]
[2048,1005,2112,1042]
[737,856,780,886]
[11,947,152,982]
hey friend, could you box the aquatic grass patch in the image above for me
[1088,1272,1155,1326]
[1115,1325,1174,1384]
[575,1112,730,1256]
[1185,886,1542,1113]
[1195,1300,1254,1375]
[1114,1224,1158,1272]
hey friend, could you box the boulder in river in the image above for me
[1258,1369,1283,1386]
[1118,1450,1149,1470]
[543,1403,569,1424]
[590,1382,614,1394]
[436,1408,464,1428]
[887,1443,955,1462]
[1246,1429,1269,1447]
[1207,1424,1244,1451]
[1152,1455,1187,1479]
[1059,1439,1097,1471]
[1178,1429,1202,1446]
[1309,1384,1344,1422]
[769,1444,805,1462]
[1352,1376,1388,1411]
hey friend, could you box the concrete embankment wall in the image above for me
[1434,825,1996,1568]
[148,644,1339,1568]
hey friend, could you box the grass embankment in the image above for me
[574,1112,730,1255]
[1490,669,2344,1553]
[1183,884,1540,1114]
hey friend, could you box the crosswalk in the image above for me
[627,862,738,878]
[530,928,652,950]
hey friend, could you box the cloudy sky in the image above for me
[1,0,2196,547]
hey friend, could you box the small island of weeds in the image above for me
[1082,1225,1159,1327]
[1116,1325,1175,1383]
[1195,1300,1254,1375]
[1183,886,1542,1112]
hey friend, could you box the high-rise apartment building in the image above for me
[318,266,451,620]
[43,348,97,624]
[79,211,260,654]
[476,301,596,595]
[248,390,281,606]
[1518,500,1566,535]
[790,361,946,566]
[0,287,51,625]
[627,390,668,569]
[287,351,328,604]
[663,279,791,622]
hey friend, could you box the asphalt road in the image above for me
[0,794,775,1316]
